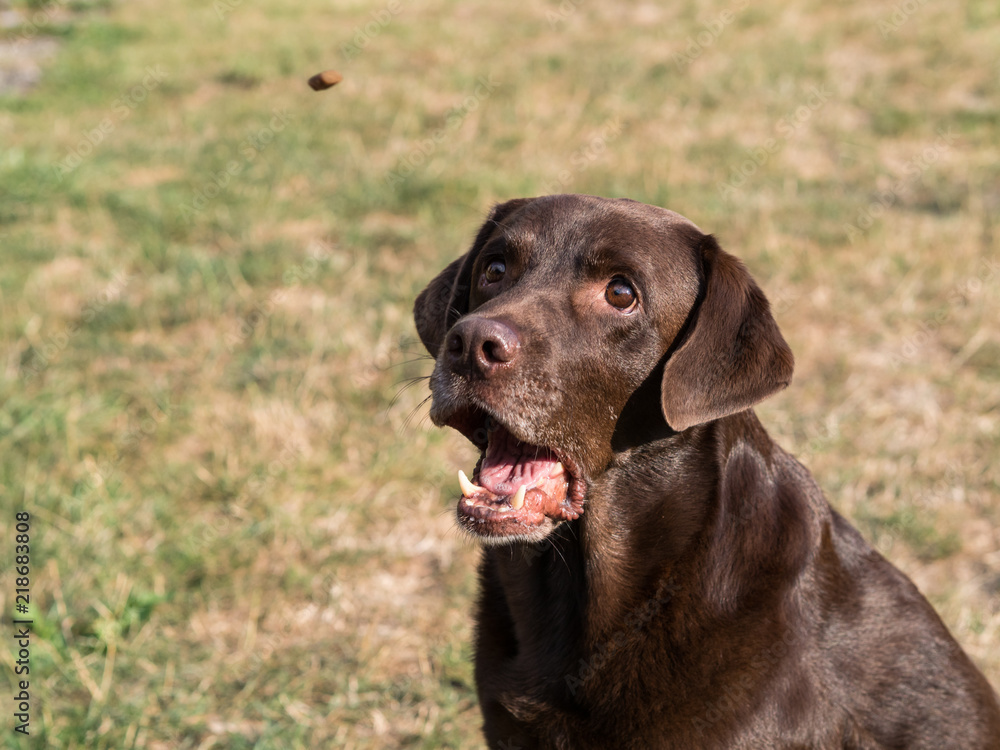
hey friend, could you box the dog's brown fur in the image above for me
[414,195,1000,749]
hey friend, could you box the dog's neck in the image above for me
[485,411,793,672]
[579,422,719,636]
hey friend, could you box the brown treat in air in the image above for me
[308,70,343,91]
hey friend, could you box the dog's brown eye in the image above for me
[484,259,506,284]
[605,278,637,310]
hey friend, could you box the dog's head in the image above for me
[414,195,793,544]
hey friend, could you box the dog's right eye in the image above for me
[605,277,637,311]
[483,259,506,284]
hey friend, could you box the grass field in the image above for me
[0,0,998,746]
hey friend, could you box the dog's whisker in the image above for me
[547,536,570,574]
[387,355,436,370]
[394,374,431,385]
[387,376,431,411]
[401,394,433,431]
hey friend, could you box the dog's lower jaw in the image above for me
[455,458,587,546]
[433,393,590,543]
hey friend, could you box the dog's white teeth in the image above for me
[550,462,565,477]
[463,497,474,506]
[458,470,479,498]
[510,485,526,510]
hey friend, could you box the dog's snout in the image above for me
[446,318,520,376]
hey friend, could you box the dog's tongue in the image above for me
[478,427,560,496]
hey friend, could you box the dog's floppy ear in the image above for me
[660,235,794,432]
[414,198,534,357]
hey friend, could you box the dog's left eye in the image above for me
[483,259,506,284]
[605,278,637,311]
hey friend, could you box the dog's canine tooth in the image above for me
[510,485,527,510]
[459,470,479,498]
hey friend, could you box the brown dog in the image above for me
[413,195,1000,749]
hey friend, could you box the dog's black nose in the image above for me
[446,317,520,377]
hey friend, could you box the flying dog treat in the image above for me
[308,70,343,91]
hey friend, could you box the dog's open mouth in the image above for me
[447,411,586,540]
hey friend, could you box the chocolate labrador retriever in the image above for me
[413,194,1000,749]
